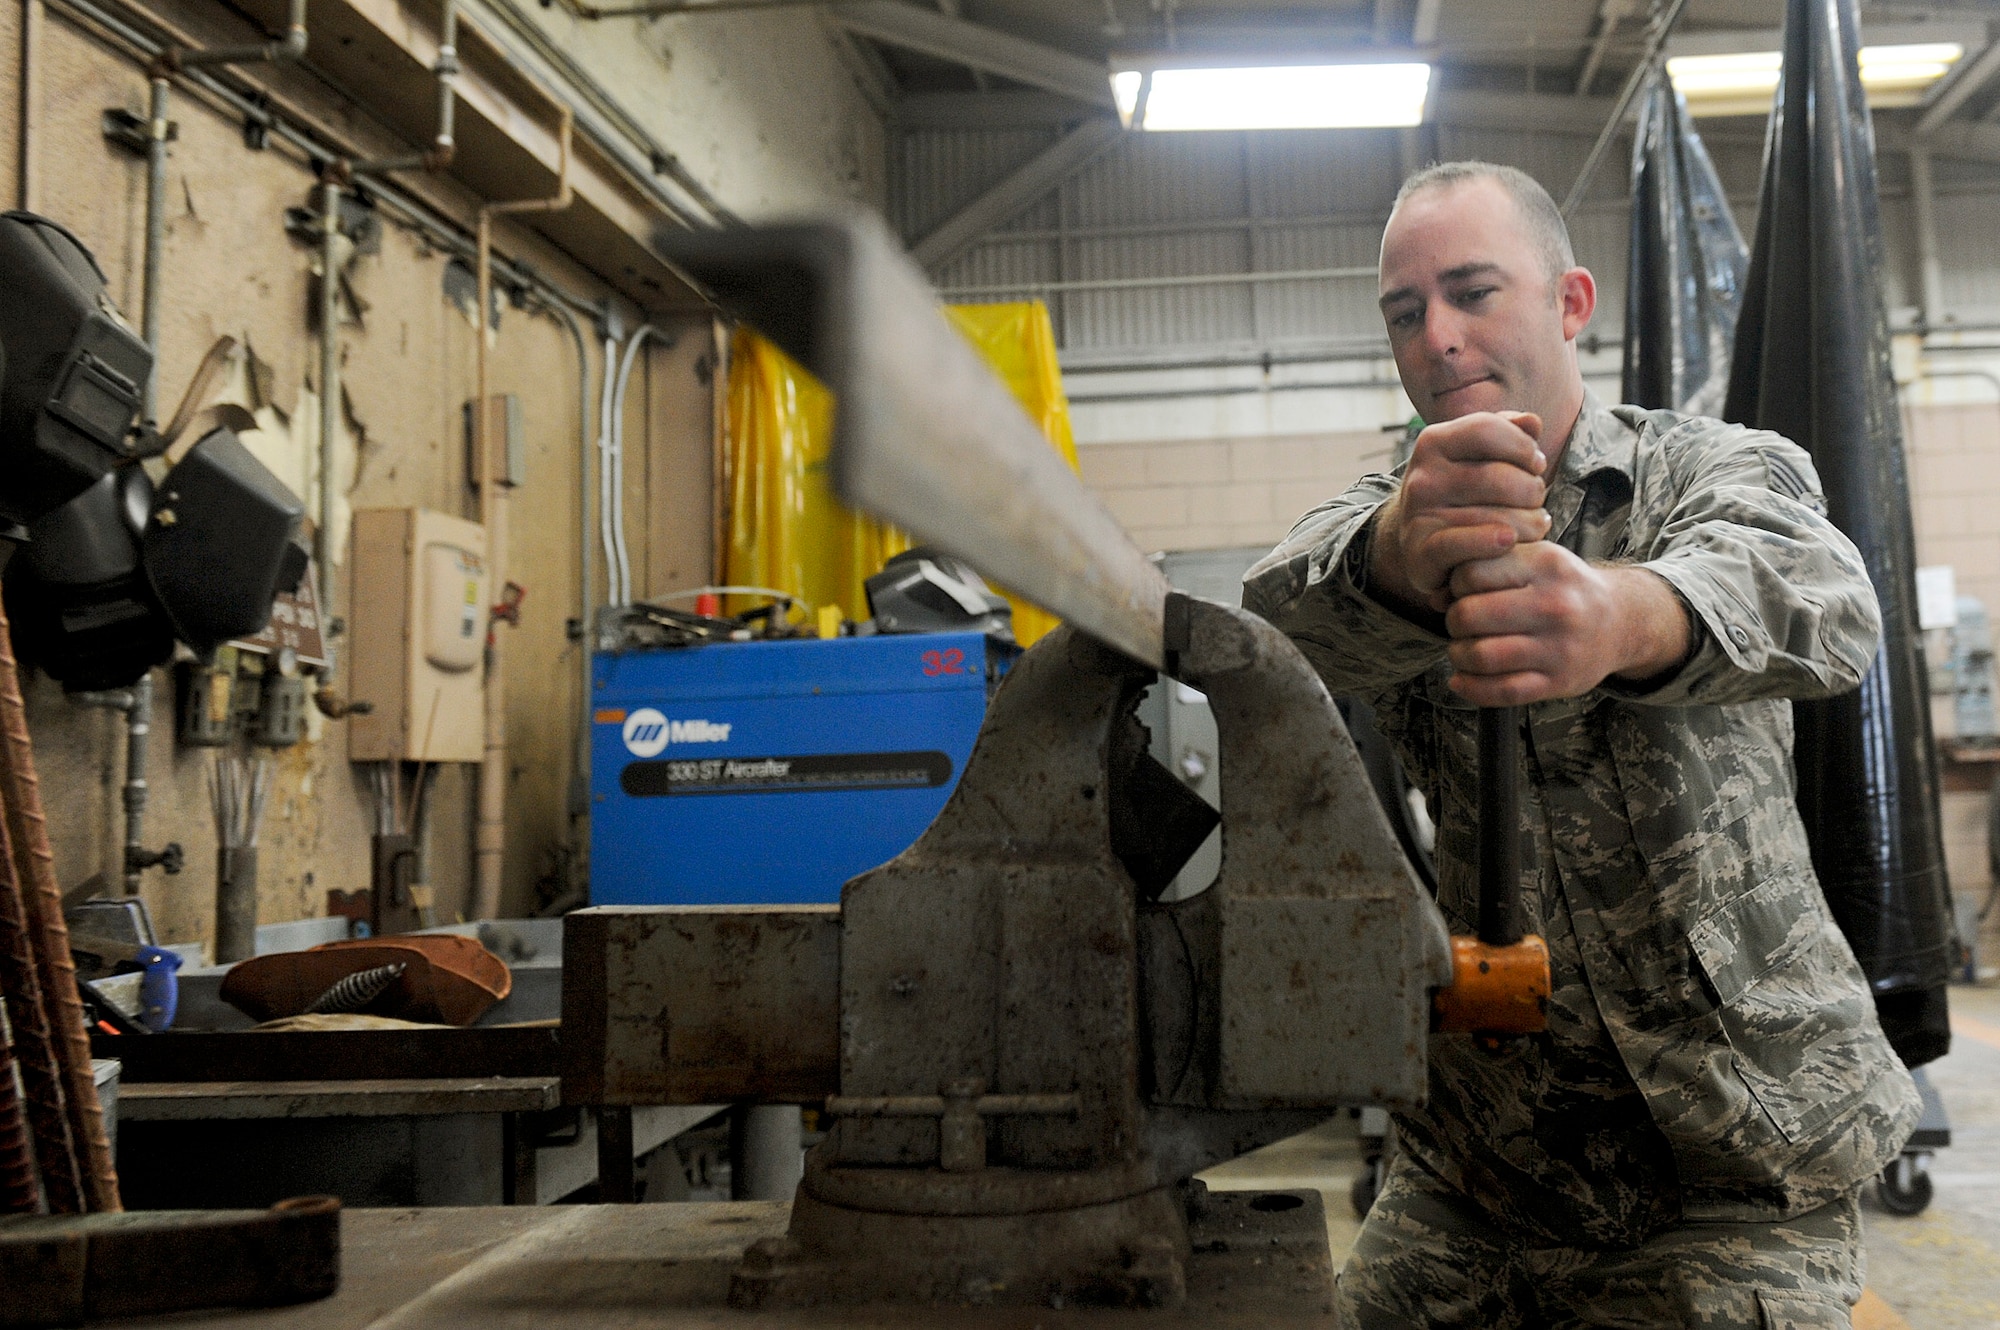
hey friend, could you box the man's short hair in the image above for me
[1392,161,1575,287]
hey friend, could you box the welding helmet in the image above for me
[0,212,152,531]
[865,546,1014,639]
[6,425,307,690]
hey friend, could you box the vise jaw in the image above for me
[563,595,1451,1309]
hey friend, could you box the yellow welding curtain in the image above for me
[722,301,1078,646]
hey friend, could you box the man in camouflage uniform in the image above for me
[1243,162,1919,1328]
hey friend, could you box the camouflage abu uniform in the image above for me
[1243,394,1921,1328]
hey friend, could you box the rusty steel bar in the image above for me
[0,1013,40,1212]
[0,599,119,1211]
[0,808,79,1212]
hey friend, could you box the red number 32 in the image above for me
[922,647,966,676]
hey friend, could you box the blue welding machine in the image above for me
[589,631,1016,905]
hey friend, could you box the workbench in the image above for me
[113,1074,716,1208]
[138,1189,1337,1329]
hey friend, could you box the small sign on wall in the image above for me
[1916,565,1959,631]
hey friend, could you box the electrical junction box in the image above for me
[589,632,1017,906]
[348,507,489,763]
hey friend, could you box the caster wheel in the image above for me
[1876,1161,1934,1216]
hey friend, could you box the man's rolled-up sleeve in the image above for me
[1241,473,1452,695]
[1606,429,1882,707]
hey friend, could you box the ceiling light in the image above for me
[1666,42,1964,116]
[1108,62,1432,131]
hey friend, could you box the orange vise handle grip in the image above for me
[1432,933,1551,1036]
[1438,704,1551,1038]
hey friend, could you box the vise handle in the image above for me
[826,1080,1080,1173]
[1433,933,1552,1035]
[1432,704,1551,1037]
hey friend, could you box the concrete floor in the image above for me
[1200,977,2000,1330]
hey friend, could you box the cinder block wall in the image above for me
[1906,402,2000,961]
[1076,429,1397,555]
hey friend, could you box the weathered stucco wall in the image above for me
[512,3,887,219]
[0,0,879,949]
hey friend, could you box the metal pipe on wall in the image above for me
[596,330,619,610]
[471,107,574,921]
[140,75,169,423]
[545,303,596,833]
[313,0,459,673]
[18,0,42,210]
[67,677,169,897]
[316,174,341,627]
[607,326,660,608]
[42,0,600,326]
[349,0,458,174]
[169,0,306,68]
[137,0,310,419]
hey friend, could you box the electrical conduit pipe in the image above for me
[607,326,660,607]
[471,106,574,920]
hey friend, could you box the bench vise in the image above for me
[561,214,1541,1311]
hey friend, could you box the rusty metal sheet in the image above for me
[561,905,839,1105]
[0,1195,340,1326]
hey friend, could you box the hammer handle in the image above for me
[1476,705,1522,947]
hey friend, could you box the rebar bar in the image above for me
[0,1011,42,1213]
[210,753,271,965]
[0,813,76,1211]
[0,599,119,1211]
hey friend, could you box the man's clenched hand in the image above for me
[1368,412,1553,614]
[1442,545,1692,705]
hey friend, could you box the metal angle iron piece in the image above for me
[653,212,1172,670]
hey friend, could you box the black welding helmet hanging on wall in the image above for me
[866,546,1014,639]
[6,424,307,691]
[0,211,152,531]
[5,465,174,690]
[143,426,308,653]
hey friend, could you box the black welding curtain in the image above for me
[1723,0,1953,1066]
[1623,74,1747,415]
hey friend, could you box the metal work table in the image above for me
[114,1077,726,1211]
[96,1025,718,1209]
[118,1077,563,1120]
[137,1189,1336,1329]
[115,1076,566,1209]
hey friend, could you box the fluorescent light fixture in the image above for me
[1666,41,1964,115]
[1109,62,1432,131]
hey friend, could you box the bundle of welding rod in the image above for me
[0,598,121,1215]
[211,754,273,966]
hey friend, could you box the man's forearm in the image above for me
[1604,566,1692,684]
